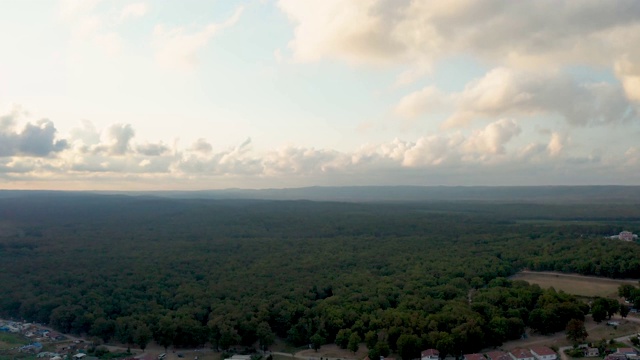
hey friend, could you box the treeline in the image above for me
[0,195,640,358]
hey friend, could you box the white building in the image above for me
[530,346,557,360]
[610,231,638,241]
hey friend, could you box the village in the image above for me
[3,317,640,360]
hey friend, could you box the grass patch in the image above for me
[0,332,29,350]
[511,271,638,297]
[587,320,640,343]
[0,355,37,360]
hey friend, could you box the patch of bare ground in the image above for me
[296,344,367,360]
[493,316,640,352]
[511,271,638,298]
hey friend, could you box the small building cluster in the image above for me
[604,348,639,360]
[460,347,557,360]
[609,231,638,241]
[0,320,68,343]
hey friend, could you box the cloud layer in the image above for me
[1,109,638,189]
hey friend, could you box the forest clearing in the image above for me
[512,271,639,297]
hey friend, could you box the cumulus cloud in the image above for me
[278,0,640,66]
[107,123,135,155]
[395,86,449,118]
[463,119,521,156]
[547,132,566,157]
[397,68,637,128]
[450,68,635,127]
[191,138,213,154]
[262,147,350,176]
[278,0,640,101]
[1,112,637,187]
[70,119,101,146]
[278,0,404,64]
[153,6,244,70]
[137,142,169,156]
[615,56,640,102]
[0,111,68,157]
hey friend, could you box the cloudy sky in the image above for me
[2,0,640,190]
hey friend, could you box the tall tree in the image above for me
[565,319,588,345]
[135,324,152,351]
[310,333,325,352]
[257,322,275,351]
[154,316,176,352]
[348,332,361,354]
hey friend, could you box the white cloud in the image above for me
[1,108,638,187]
[615,56,640,102]
[547,132,565,157]
[107,123,135,155]
[59,0,126,56]
[396,68,637,128]
[190,139,213,154]
[120,2,148,21]
[59,0,102,19]
[153,6,244,70]
[278,0,640,66]
[278,0,403,65]
[0,109,68,157]
[395,86,449,118]
[278,0,640,101]
[463,119,521,156]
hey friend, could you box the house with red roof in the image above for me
[509,349,535,360]
[487,351,511,360]
[616,348,638,358]
[421,349,439,360]
[530,346,557,360]
[605,354,628,360]
[464,354,486,360]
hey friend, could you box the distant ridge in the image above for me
[94,185,640,203]
[2,186,640,203]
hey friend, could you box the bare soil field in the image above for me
[497,316,640,351]
[295,344,367,360]
[511,271,639,298]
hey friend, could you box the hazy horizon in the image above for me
[2,1,640,190]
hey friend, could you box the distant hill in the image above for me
[2,185,640,203]
[101,185,640,203]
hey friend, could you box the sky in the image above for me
[1,0,640,190]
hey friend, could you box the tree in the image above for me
[604,298,620,319]
[618,284,636,299]
[620,304,630,318]
[135,324,152,351]
[591,303,607,323]
[310,333,325,352]
[335,329,352,349]
[364,331,378,350]
[154,316,176,352]
[257,322,275,351]
[90,317,115,343]
[374,341,390,358]
[115,317,136,350]
[565,319,588,345]
[396,334,420,360]
[368,347,380,360]
[348,332,361,354]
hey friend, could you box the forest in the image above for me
[1,191,640,358]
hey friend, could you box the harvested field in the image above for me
[511,271,639,297]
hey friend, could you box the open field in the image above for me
[499,316,640,351]
[0,332,29,350]
[511,271,639,297]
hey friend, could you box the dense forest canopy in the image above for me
[1,191,640,357]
